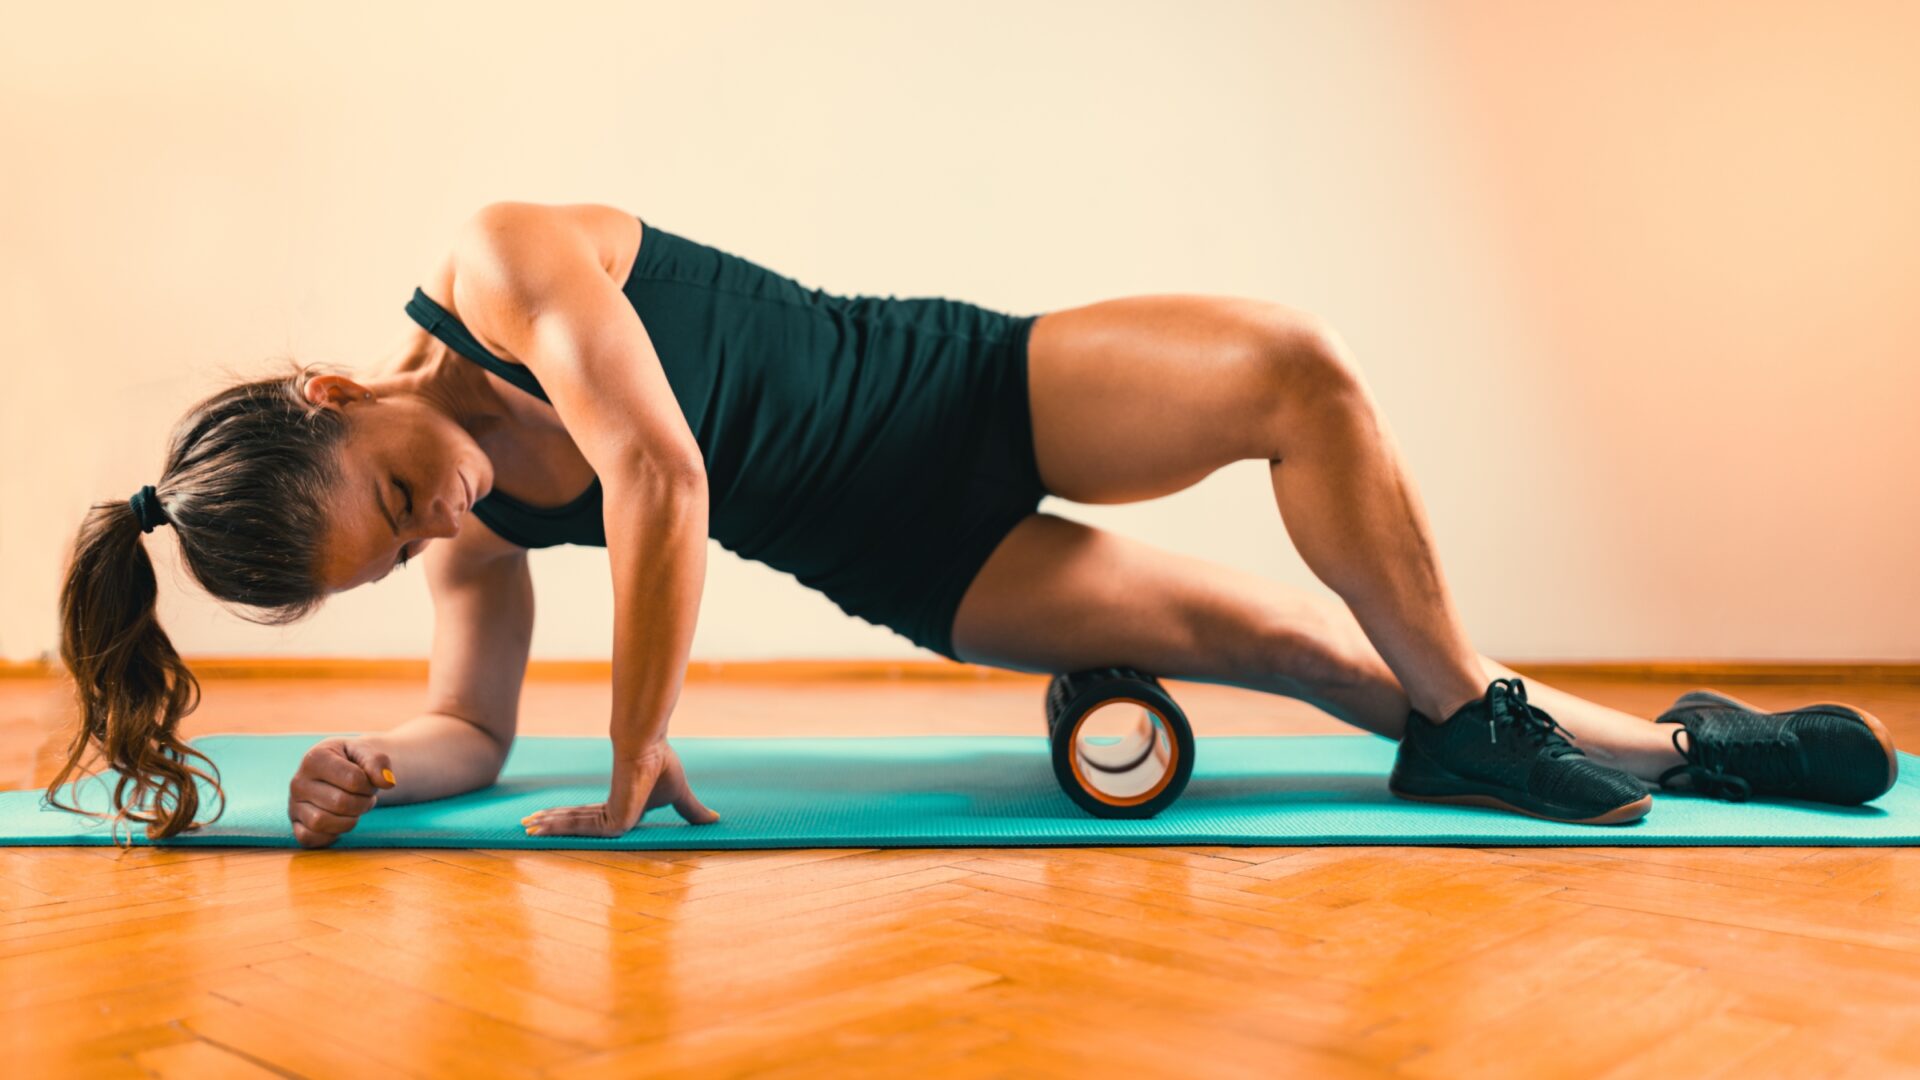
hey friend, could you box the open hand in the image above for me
[521,739,719,838]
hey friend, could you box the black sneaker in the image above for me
[1389,677,1653,825]
[1655,689,1899,805]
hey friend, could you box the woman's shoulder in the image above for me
[428,201,645,363]
[455,202,643,296]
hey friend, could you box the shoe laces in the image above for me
[1484,678,1581,759]
[1658,711,1805,801]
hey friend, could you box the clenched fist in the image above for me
[288,736,396,849]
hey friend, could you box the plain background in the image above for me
[2,1,1915,664]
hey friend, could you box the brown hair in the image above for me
[48,361,351,845]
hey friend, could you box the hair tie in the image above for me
[128,485,170,534]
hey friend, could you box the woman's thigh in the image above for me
[950,512,1391,703]
[1024,293,1335,504]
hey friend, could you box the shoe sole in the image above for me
[1388,779,1654,825]
[1667,689,1899,801]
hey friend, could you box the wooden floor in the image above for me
[3,670,1919,1078]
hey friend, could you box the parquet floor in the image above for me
[3,671,1918,1078]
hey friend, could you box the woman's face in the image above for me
[309,375,496,593]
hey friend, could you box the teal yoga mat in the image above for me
[3,733,1916,848]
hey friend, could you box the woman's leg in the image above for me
[1016,295,1501,724]
[952,513,1686,782]
[953,293,1684,777]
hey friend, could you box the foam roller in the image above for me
[1044,666,1196,818]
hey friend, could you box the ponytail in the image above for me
[44,361,349,845]
[48,495,224,846]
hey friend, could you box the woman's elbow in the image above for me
[658,456,706,489]
[622,450,706,493]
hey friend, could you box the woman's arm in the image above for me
[450,201,718,835]
[358,713,508,806]
[287,531,533,846]
[599,468,707,759]
[366,534,534,802]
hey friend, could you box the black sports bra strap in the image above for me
[403,287,552,403]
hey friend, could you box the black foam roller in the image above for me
[1043,666,1195,818]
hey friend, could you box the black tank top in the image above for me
[401,216,1035,591]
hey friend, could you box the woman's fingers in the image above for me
[301,742,375,797]
[671,787,721,825]
[290,798,360,837]
[339,740,397,791]
[518,746,721,836]
[522,804,621,837]
[292,820,337,849]
[293,779,377,818]
[283,738,396,850]
[663,753,721,824]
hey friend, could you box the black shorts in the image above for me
[789,312,1047,661]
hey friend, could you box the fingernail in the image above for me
[526,826,540,836]
[382,768,395,785]
[520,816,532,825]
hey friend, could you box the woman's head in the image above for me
[304,371,494,593]
[49,360,494,843]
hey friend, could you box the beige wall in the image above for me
[3,0,1914,664]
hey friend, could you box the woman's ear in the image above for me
[303,373,376,410]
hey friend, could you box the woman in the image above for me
[53,201,1898,847]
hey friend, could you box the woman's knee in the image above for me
[1243,307,1372,451]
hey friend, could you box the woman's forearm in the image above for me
[361,712,510,805]
[604,471,709,759]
